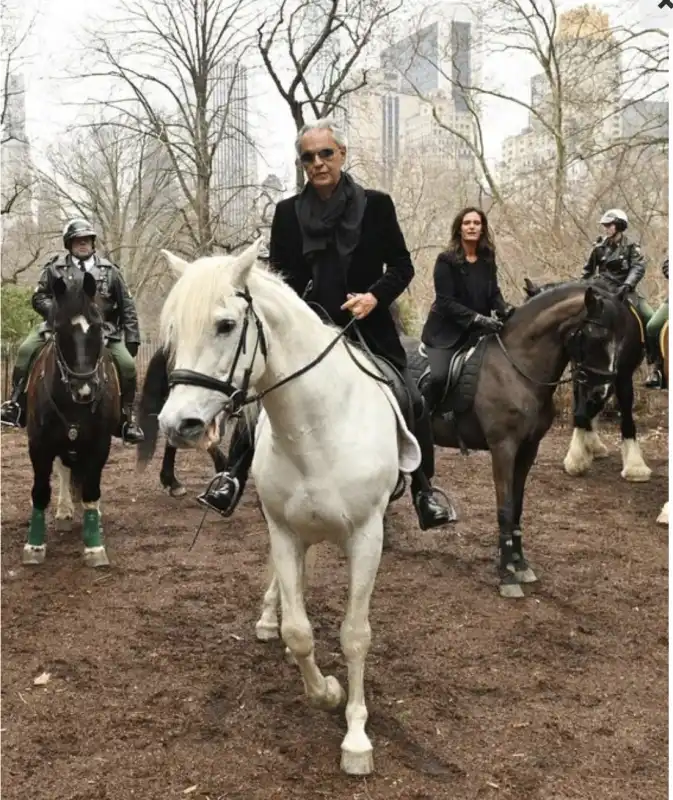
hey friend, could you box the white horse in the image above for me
[156,241,421,776]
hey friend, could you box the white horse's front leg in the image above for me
[54,458,75,529]
[563,427,594,476]
[620,438,652,482]
[269,521,345,710]
[339,514,384,776]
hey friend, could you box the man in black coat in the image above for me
[200,118,456,530]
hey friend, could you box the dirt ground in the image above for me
[1,399,668,800]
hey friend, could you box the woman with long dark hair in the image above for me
[420,207,514,414]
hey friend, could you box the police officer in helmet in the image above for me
[581,208,655,373]
[0,218,145,444]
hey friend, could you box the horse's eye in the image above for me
[216,319,236,335]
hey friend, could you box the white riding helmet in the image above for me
[599,208,628,231]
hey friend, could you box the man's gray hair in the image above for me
[295,117,348,155]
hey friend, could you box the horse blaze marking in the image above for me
[71,315,90,333]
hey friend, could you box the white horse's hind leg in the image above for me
[563,428,594,476]
[54,458,75,529]
[620,438,652,482]
[586,418,609,459]
[339,514,383,776]
[657,500,669,526]
[270,522,345,711]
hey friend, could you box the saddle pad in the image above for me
[445,337,489,415]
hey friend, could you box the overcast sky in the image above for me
[11,0,667,191]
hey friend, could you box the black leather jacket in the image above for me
[32,253,141,344]
[581,234,646,290]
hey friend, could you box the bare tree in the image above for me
[385,1,667,239]
[257,0,402,191]
[82,0,262,256]
[36,118,186,301]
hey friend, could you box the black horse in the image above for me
[23,271,120,567]
[402,282,624,597]
[136,346,228,492]
[523,277,652,484]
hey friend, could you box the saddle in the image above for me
[418,336,489,416]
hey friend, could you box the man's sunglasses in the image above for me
[299,147,337,165]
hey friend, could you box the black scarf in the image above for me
[295,172,367,326]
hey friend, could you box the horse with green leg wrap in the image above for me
[23,271,120,567]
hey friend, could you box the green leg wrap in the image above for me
[82,509,103,549]
[27,509,47,546]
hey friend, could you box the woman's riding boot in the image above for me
[198,421,255,517]
[410,401,458,529]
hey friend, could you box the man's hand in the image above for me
[340,292,378,320]
[616,284,631,301]
[127,341,139,358]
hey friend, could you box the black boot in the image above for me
[645,366,663,389]
[120,377,144,444]
[0,369,26,428]
[411,399,457,529]
[197,430,254,517]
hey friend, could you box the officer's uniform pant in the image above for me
[14,327,45,379]
[631,292,654,326]
[107,341,137,386]
[646,300,669,360]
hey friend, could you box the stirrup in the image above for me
[121,420,145,444]
[414,485,458,522]
[197,472,242,518]
[0,402,22,428]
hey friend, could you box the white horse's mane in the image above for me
[159,251,331,353]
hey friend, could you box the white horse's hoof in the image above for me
[255,620,279,641]
[55,515,73,532]
[169,485,187,498]
[22,544,46,565]
[84,546,109,568]
[341,746,374,776]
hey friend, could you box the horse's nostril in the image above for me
[177,418,205,439]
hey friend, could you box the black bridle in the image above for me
[52,331,106,406]
[169,288,369,412]
[494,318,618,389]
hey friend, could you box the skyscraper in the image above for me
[211,62,258,239]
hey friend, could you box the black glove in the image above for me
[473,314,504,334]
[497,305,516,321]
[126,341,139,358]
[616,284,631,301]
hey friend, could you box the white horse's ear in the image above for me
[161,249,190,276]
[231,239,262,287]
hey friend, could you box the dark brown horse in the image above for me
[403,282,624,597]
[523,277,652,483]
[23,271,120,567]
[136,346,228,491]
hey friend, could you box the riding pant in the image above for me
[11,326,137,387]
